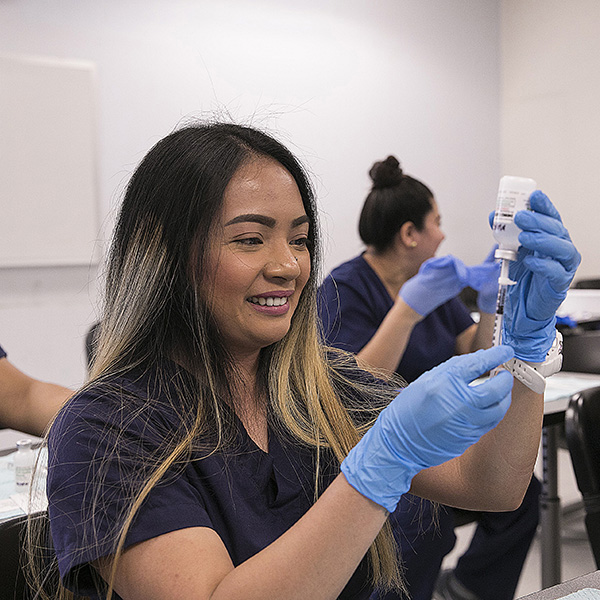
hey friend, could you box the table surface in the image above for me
[543,372,600,416]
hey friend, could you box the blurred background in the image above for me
[0,0,598,392]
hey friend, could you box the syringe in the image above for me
[491,258,514,348]
[491,175,537,347]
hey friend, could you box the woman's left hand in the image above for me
[503,191,581,362]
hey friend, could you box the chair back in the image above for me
[562,330,600,374]
[574,278,600,289]
[565,386,600,568]
[0,514,28,600]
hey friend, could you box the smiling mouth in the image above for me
[248,296,289,307]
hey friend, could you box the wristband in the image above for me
[502,330,563,394]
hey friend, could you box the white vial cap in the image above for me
[495,248,517,261]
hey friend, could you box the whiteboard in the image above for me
[0,55,99,267]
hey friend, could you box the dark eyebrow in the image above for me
[224,213,310,228]
[225,214,275,227]
[292,215,310,228]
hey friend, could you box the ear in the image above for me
[398,221,418,248]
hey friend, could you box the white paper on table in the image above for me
[10,488,47,514]
[0,496,25,521]
[558,589,600,600]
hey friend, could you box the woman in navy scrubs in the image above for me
[39,124,579,600]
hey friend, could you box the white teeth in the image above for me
[249,296,288,307]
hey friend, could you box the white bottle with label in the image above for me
[492,175,537,261]
[14,438,34,488]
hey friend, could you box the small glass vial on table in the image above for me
[15,438,34,488]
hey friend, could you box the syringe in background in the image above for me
[491,175,537,347]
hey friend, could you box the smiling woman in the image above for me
[29,122,578,600]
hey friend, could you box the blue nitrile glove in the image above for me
[400,255,470,317]
[503,191,581,362]
[341,345,515,512]
[466,246,501,314]
[556,315,578,329]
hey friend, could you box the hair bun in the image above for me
[369,155,403,188]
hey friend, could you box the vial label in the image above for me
[15,465,33,487]
[492,176,536,254]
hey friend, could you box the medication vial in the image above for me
[15,438,34,488]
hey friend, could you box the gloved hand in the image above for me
[466,246,501,314]
[341,345,515,512]
[503,191,580,362]
[400,255,470,317]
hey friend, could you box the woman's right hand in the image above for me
[503,191,580,362]
[340,345,514,512]
[399,254,499,317]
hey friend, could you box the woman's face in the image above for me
[204,157,311,362]
[414,199,445,264]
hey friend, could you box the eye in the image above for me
[291,236,309,249]
[234,237,263,246]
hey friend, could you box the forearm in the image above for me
[412,379,542,510]
[470,312,495,352]
[481,378,543,481]
[26,380,71,435]
[357,298,421,373]
[0,360,70,436]
[0,382,67,436]
[211,474,388,600]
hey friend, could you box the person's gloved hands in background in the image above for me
[503,191,580,362]
[341,345,514,512]
[399,254,500,317]
[399,255,469,316]
[466,246,501,314]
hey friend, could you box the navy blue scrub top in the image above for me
[318,254,474,382]
[47,361,373,599]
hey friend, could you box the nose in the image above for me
[263,243,302,281]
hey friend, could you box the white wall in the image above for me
[0,0,502,389]
[501,0,600,280]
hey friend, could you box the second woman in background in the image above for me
[318,156,541,600]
